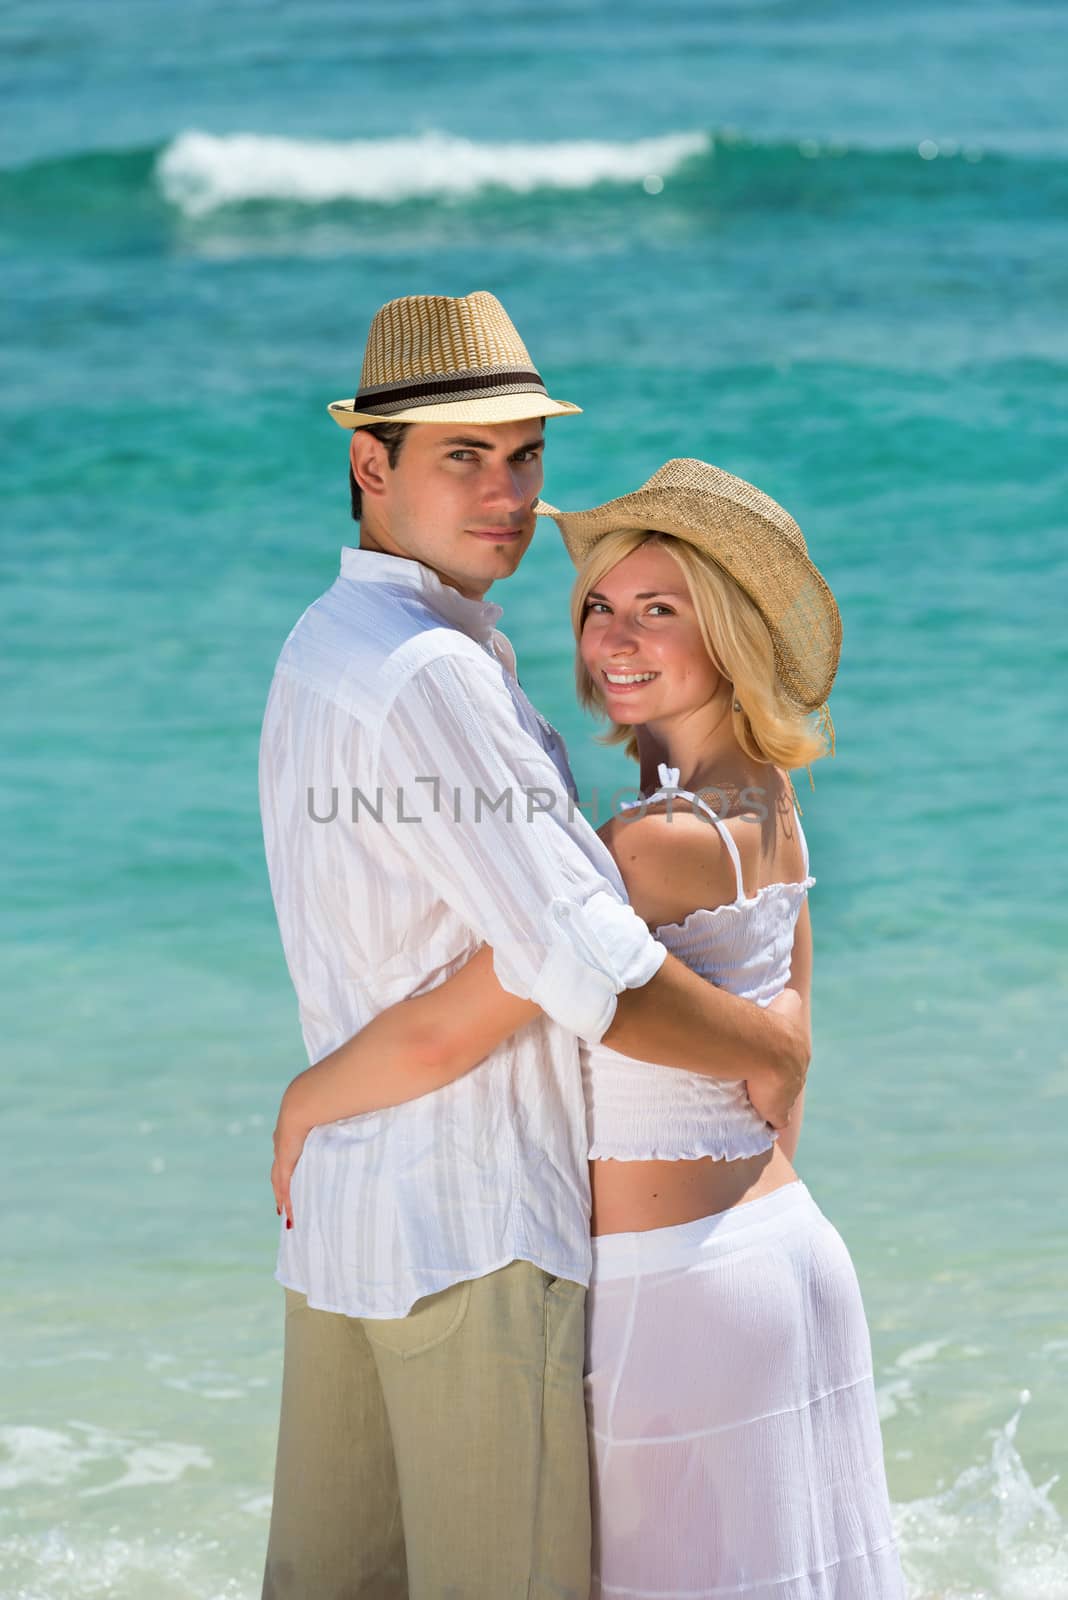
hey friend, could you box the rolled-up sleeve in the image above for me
[371,649,666,1043]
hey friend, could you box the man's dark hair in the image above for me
[349,422,410,521]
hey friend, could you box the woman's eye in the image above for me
[585,602,609,615]
[648,604,674,616]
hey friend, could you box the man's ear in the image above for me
[350,431,390,501]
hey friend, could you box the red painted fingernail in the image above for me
[286,1218,293,1230]
[276,1206,281,1216]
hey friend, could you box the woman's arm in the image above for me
[775,899,812,1164]
[272,946,536,1224]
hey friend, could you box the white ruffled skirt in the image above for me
[585,1182,904,1598]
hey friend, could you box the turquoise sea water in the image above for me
[3,2,1067,1595]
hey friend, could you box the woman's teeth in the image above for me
[604,671,657,684]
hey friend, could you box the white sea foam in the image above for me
[894,1336,952,1370]
[2,1407,1065,1598]
[0,1527,251,1600]
[896,1397,1068,1599]
[164,1380,246,1399]
[876,1376,915,1422]
[876,1336,953,1420]
[148,1350,255,1399]
[0,1425,100,1490]
[161,1363,247,1399]
[239,1491,273,1517]
[24,1348,114,1368]
[80,1441,212,1496]
[0,1421,210,1495]
[156,129,710,216]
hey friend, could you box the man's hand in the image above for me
[271,1092,311,1231]
[745,987,809,1130]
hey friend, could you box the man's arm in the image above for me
[604,960,807,1130]
[370,647,665,1042]
[271,946,540,1225]
[370,648,806,1109]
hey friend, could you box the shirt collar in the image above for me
[339,547,504,644]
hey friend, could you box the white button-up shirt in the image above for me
[259,548,666,1317]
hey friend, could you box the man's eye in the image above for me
[448,451,476,461]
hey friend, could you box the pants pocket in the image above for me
[544,1275,586,1374]
[364,1277,472,1360]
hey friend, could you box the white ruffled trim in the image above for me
[589,1125,778,1163]
[655,876,814,936]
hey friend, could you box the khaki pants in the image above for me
[261,1261,591,1599]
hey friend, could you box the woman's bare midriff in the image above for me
[590,1141,799,1236]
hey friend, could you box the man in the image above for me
[259,291,807,1598]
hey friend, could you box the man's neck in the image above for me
[358,526,488,601]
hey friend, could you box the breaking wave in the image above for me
[155,128,711,216]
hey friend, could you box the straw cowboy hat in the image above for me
[328,290,581,428]
[539,458,842,711]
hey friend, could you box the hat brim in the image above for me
[328,393,581,429]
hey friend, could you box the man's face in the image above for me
[352,420,546,598]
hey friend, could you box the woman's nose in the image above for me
[601,613,637,656]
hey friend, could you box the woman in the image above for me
[271,459,904,1597]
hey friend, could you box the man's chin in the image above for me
[473,538,533,582]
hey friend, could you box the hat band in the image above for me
[350,367,547,417]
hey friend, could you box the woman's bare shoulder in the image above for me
[598,803,740,930]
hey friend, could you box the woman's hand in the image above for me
[745,986,809,1130]
[271,1091,311,1231]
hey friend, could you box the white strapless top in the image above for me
[583,765,813,1162]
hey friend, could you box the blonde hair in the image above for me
[570,528,832,770]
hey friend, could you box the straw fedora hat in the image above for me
[538,458,842,711]
[328,290,581,428]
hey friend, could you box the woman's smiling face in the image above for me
[579,541,723,725]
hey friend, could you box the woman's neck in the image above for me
[635,700,751,798]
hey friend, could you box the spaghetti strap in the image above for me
[653,764,747,905]
[689,793,747,902]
